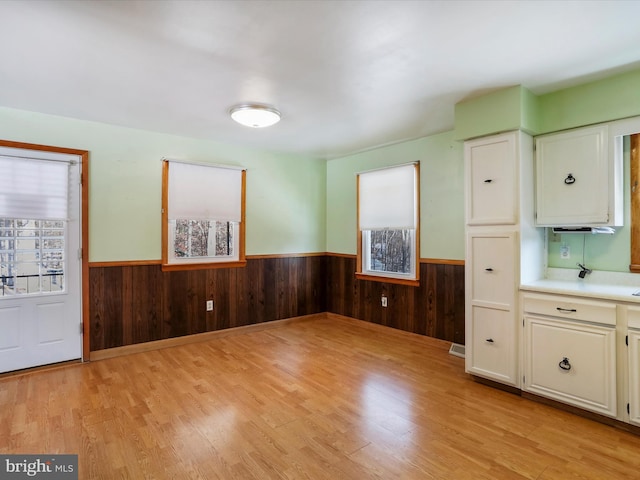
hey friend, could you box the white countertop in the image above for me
[520,268,640,303]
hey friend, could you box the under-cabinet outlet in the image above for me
[381,295,388,307]
[206,300,214,311]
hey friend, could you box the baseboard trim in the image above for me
[470,375,522,396]
[521,391,640,435]
[89,313,326,361]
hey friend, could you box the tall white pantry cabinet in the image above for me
[464,131,544,387]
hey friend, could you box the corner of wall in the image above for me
[454,86,534,141]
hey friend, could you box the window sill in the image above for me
[355,272,419,287]
[161,260,247,272]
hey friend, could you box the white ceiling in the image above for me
[2,0,640,159]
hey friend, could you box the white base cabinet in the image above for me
[523,314,617,418]
[468,306,517,385]
[626,306,640,426]
[522,293,617,418]
[629,330,640,426]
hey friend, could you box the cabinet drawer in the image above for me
[466,306,517,386]
[523,315,616,417]
[522,293,616,326]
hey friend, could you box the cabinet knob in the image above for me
[564,173,576,185]
[558,357,572,371]
[485,267,494,272]
[485,338,494,343]
[483,179,493,183]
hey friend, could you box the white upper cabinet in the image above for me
[535,124,622,227]
[465,133,517,225]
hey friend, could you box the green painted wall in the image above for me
[454,86,524,140]
[454,85,543,140]
[454,69,640,142]
[0,107,326,262]
[538,69,640,134]
[326,131,464,260]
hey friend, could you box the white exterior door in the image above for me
[0,147,82,373]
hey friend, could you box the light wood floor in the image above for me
[2,313,640,479]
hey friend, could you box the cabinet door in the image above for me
[465,133,517,225]
[629,331,640,426]
[535,125,609,226]
[523,315,616,417]
[467,231,516,307]
[466,306,517,386]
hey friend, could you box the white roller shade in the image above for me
[0,156,70,220]
[359,163,417,230]
[167,161,243,222]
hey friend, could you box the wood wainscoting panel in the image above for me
[89,256,326,351]
[326,254,464,344]
[90,254,460,352]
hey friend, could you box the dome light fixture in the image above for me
[229,104,281,128]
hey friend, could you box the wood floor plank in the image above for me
[2,313,640,479]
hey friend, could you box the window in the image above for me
[0,155,70,296]
[162,159,246,270]
[0,219,65,296]
[357,162,419,285]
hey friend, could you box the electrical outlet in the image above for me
[560,244,570,259]
[381,295,388,307]
[206,300,214,311]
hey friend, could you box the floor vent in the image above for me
[449,343,465,358]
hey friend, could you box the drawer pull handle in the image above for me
[485,338,494,343]
[485,268,494,272]
[484,179,493,183]
[558,357,572,371]
[556,307,577,313]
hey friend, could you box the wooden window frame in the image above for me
[161,160,246,272]
[356,162,420,287]
[630,134,640,272]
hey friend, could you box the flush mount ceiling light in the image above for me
[229,104,281,128]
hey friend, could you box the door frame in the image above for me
[0,139,90,361]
